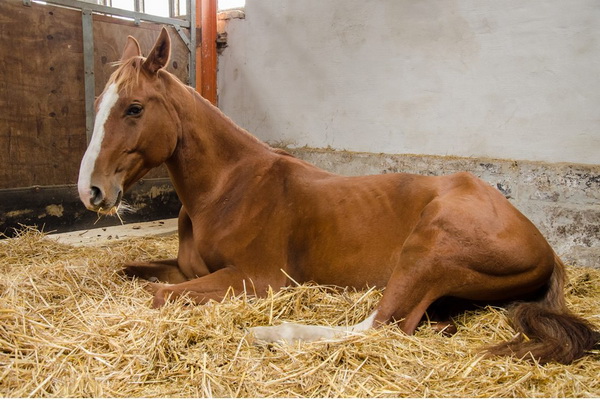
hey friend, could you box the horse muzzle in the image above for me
[79,184,123,214]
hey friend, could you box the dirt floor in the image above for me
[0,225,599,397]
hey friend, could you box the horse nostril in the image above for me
[90,186,103,206]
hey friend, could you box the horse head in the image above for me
[77,27,179,214]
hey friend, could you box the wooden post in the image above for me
[200,0,217,105]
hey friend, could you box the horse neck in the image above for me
[164,78,273,212]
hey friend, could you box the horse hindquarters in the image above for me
[487,255,600,364]
[368,189,597,364]
[375,200,600,365]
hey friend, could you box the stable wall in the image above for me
[218,0,600,165]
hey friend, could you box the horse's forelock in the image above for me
[108,56,145,96]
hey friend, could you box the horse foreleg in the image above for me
[144,266,260,308]
[122,207,209,284]
[122,260,188,283]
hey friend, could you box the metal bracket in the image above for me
[42,0,191,28]
[174,24,191,49]
[82,8,96,144]
[188,0,196,88]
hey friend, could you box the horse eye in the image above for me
[126,104,143,116]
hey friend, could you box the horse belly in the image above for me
[290,248,398,289]
[288,197,415,288]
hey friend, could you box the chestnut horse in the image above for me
[78,28,598,364]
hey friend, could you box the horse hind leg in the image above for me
[423,297,485,336]
[251,202,485,343]
[250,248,447,343]
[372,274,443,336]
[250,311,379,343]
[249,271,442,344]
[250,229,451,343]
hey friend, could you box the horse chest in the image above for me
[191,207,289,272]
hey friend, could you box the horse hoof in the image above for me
[152,294,166,308]
[121,265,139,279]
[430,321,458,336]
[143,281,162,294]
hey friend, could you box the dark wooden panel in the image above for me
[0,2,192,189]
[0,179,181,237]
[0,2,190,232]
[0,1,87,189]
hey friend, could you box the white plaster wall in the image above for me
[218,0,600,165]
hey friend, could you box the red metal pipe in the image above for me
[200,0,218,105]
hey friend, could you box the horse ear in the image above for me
[121,36,142,62]
[143,27,171,74]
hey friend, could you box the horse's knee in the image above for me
[122,263,151,278]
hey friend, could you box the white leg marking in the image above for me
[77,83,120,201]
[250,311,378,343]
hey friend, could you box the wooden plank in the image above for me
[0,1,87,189]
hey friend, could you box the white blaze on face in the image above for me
[249,311,379,343]
[77,83,120,204]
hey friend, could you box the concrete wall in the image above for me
[218,0,600,165]
[216,1,600,267]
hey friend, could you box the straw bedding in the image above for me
[1,227,599,397]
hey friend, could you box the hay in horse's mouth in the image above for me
[0,227,599,397]
[94,198,135,224]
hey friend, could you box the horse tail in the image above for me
[488,253,600,364]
